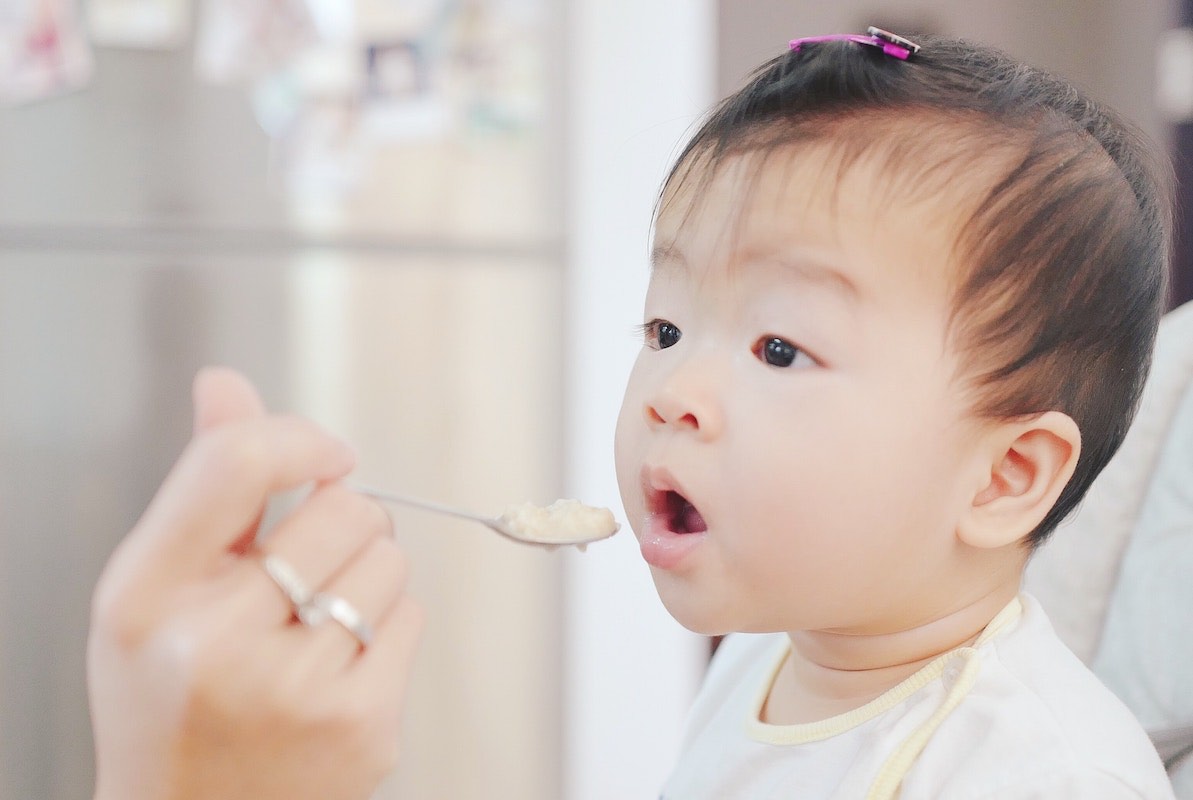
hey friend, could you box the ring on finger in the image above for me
[258,553,315,617]
[298,592,374,648]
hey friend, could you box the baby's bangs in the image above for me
[653,109,1023,265]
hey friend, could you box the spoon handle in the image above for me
[351,485,495,526]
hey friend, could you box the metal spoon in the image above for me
[352,484,620,548]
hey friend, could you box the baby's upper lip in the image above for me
[641,464,690,512]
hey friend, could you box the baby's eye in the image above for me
[639,319,682,350]
[753,336,812,368]
[656,321,682,349]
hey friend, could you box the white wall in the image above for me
[562,1,716,798]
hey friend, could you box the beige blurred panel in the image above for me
[290,255,564,800]
[332,136,550,244]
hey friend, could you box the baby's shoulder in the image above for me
[910,598,1173,798]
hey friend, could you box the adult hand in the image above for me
[88,368,423,800]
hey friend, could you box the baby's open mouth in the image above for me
[662,490,708,535]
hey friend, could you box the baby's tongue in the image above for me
[681,503,707,534]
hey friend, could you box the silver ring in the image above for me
[298,592,374,648]
[259,553,315,615]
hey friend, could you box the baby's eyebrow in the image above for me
[764,253,860,302]
[649,243,684,273]
[649,242,859,303]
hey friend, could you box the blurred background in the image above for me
[1,1,1190,799]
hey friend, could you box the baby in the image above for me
[613,29,1176,798]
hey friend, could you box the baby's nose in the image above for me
[644,374,722,439]
[646,403,700,430]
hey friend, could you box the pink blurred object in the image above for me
[0,0,94,106]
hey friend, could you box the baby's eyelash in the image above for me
[634,319,682,350]
[632,321,656,343]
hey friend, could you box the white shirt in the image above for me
[660,595,1174,799]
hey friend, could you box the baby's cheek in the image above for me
[612,410,648,517]
[612,387,641,467]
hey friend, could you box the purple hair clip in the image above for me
[789,26,921,61]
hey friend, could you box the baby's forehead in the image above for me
[652,142,983,290]
[656,110,1030,239]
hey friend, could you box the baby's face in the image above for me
[614,147,991,636]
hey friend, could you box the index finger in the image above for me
[127,414,357,583]
[191,366,268,434]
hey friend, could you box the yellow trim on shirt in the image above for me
[745,596,1024,747]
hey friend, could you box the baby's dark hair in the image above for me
[660,34,1172,547]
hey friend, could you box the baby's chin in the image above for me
[650,576,805,638]
[648,572,740,637]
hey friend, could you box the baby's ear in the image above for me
[957,411,1081,549]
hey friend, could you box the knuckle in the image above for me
[89,564,179,653]
[365,499,395,539]
[275,413,322,435]
[193,425,268,481]
[320,484,392,540]
[351,493,393,540]
[373,538,409,584]
[315,482,361,516]
[89,583,144,651]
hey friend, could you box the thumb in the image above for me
[191,368,275,555]
[193,367,267,435]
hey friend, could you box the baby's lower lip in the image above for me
[638,513,707,570]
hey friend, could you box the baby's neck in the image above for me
[761,586,1020,725]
